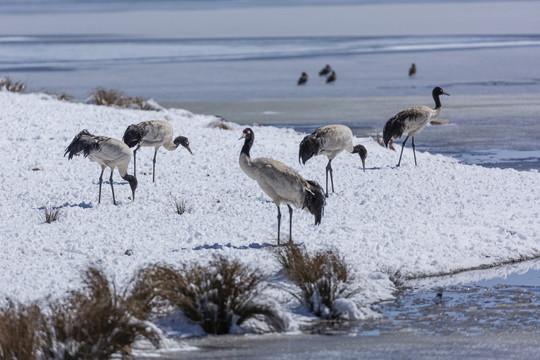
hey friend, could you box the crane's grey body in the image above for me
[65,130,137,205]
[240,155,307,210]
[239,128,325,245]
[299,124,367,197]
[123,120,192,182]
[383,86,450,167]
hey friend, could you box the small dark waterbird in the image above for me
[123,120,192,182]
[409,63,417,77]
[239,128,325,245]
[319,64,332,77]
[64,130,138,205]
[383,86,450,167]
[299,124,367,197]
[297,72,308,85]
[326,71,337,83]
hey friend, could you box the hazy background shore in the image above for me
[1,1,539,170]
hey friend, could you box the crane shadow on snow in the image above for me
[186,242,304,251]
[38,202,94,210]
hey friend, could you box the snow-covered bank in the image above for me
[1,91,539,331]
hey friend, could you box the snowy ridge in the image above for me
[1,91,539,329]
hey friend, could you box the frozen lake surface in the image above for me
[1,1,539,169]
[136,262,540,359]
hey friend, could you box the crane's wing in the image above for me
[64,130,101,160]
[383,106,427,146]
[254,158,307,208]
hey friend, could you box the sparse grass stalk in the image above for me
[276,245,359,319]
[173,197,192,215]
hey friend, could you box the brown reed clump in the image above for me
[89,87,162,111]
[138,255,284,335]
[0,76,26,93]
[47,266,161,359]
[0,300,52,360]
[276,245,359,319]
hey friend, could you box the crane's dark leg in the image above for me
[411,136,417,166]
[325,159,334,197]
[397,135,409,167]
[287,205,293,244]
[109,169,116,205]
[276,206,281,245]
[152,148,158,183]
[98,167,105,204]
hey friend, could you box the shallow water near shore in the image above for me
[135,262,540,359]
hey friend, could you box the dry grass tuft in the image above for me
[43,206,61,223]
[46,91,73,102]
[89,87,162,111]
[48,266,161,359]
[0,76,26,93]
[90,87,126,107]
[276,245,359,319]
[139,256,284,334]
[207,120,232,130]
[0,300,51,360]
[173,198,192,215]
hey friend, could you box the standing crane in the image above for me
[297,72,308,85]
[239,128,325,245]
[64,129,138,205]
[409,63,417,77]
[383,86,450,167]
[326,71,337,84]
[299,124,367,197]
[122,120,192,182]
[319,65,332,77]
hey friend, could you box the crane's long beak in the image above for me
[185,145,193,155]
[239,133,247,140]
[132,189,135,202]
[443,91,451,96]
[361,158,366,172]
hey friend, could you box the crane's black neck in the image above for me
[352,144,367,160]
[241,131,254,158]
[432,88,443,109]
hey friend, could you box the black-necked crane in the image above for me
[383,86,450,167]
[299,124,367,197]
[326,71,337,83]
[122,120,192,182]
[297,72,308,85]
[319,65,332,77]
[239,128,325,245]
[64,129,138,205]
[409,63,417,77]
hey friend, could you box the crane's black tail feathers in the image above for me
[298,135,320,165]
[382,116,405,148]
[122,124,143,148]
[303,180,326,225]
[64,129,100,160]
